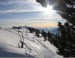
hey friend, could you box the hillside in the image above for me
[0,28,63,58]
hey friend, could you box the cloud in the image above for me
[0,0,38,7]
[0,0,36,4]
[0,0,43,14]
[0,17,65,28]
[0,9,43,14]
[0,18,57,28]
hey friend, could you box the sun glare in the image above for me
[40,5,56,15]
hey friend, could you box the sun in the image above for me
[40,5,56,15]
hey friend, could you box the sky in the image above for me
[0,0,65,28]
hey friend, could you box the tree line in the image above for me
[12,23,75,57]
[27,27,54,42]
[27,22,75,57]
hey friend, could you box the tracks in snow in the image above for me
[5,29,61,58]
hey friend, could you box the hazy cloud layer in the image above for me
[0,0,43,14]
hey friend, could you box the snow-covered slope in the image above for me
[0,28,63,58]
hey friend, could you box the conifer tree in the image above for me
[47,31,52,42]
[57,22,75,57]
[35,29,40,37]
[42,30,47,41]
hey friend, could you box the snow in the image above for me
[0,28,63,58]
